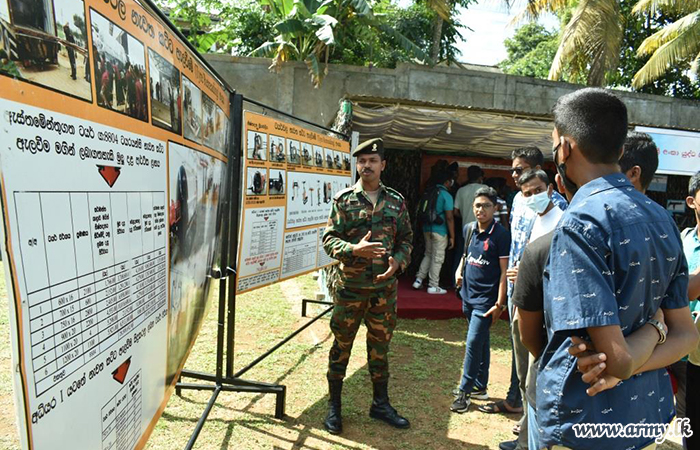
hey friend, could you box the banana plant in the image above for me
[250,0,431,86]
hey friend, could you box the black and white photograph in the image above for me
[333,150,343,170]
[183,75,203,143]
[247,130,267,160]
[246,167,267,196]
[269,135,286,163]
[324,148,334,169]
[301,143,313,166]
[148,48,181,134]
[288,139,301,164]
[202,94,227,153]
[0,0,91,101]
[91,9,147,120]
[269,169,285,195]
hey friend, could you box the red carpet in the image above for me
[396,276,464,320]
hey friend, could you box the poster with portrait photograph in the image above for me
[91,9,147,121]
[148,48,181,134]
[0,0,92,101]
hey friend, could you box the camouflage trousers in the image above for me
[327,281,397,383]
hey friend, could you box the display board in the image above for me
[636,126,700,176]
[0,0,230,448]
[236,111,351,293]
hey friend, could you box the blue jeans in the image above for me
[459,303,491,393]
[528,403,541,450]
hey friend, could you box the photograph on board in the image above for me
[91,9,147,120]
[247,130,267,161]
[202,93,227,153]
[167,142,224,384]
[269,169,285,195]
[301,143,313,166]
[0,0,91,101]
[288,139,300,165]
[183,75,203,144]
[324,148,334,169]
[313,145,324,168]
[246,167,267,196]
[269,135,286,163]
[148,48,181,134]
[333,150,343,170]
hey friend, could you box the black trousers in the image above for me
[686,362,699,450]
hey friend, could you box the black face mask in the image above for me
[553,143,579,197]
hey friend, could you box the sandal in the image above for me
[477,400,523,414]
[512,423,521,435]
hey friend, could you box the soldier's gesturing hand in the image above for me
[352,231,386,259]
[376,256,399,282]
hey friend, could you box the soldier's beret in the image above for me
[352,138,384,157]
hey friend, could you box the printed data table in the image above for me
[13,191,167,396]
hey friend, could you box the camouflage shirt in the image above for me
[323,180,413,289]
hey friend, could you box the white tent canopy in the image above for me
[350,97,556,160]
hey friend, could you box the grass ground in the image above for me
[0,265,685,449]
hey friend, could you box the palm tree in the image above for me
[511,0,623,86]
[632,0,700,88]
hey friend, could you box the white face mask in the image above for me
[524,191,551,214]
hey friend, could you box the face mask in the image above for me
[553,144,578,196]
[524,191,551,214]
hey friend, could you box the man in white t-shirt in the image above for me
[499,168,564,450]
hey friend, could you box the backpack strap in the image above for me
[459,221,476,267]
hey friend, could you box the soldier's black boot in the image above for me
[324,379,343,434]
[369,381,410,429]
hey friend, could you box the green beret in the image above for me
[352,138,384,157]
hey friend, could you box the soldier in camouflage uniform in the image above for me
[322,138,413,434]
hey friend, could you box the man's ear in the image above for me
[559,136,572,163]
[687,195,696,210]
[625,166,641,185]
[380,160,386,172]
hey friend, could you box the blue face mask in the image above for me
[524,191,551,214]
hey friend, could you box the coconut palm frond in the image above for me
[637,11,700,56]
[632,0,700,17]
[514,0,570,22]
[691,50,700,77]
[427,0,451,21]
[549,0,622,85]
[633,16,700,87]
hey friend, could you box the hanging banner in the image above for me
[636,126,700,176]
[236,111,351,293]
[0,0,231,449]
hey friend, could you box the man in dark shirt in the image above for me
[451,187,510,413]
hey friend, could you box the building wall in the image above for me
[206,55,700,132]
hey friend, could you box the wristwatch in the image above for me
[646,319,667,344]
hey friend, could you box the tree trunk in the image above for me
[430,15,444,64]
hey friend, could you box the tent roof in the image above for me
[349,96,555,160]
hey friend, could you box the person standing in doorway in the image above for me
[413,171,455,294]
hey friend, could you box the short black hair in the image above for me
[553,88,628,164]
[517,169,550,187]
[435,170,451,185]
[511,146,544,168]
[474,186,498,205]
[467,165,484,182]
[689,171,700,197]
[619,132,658,190]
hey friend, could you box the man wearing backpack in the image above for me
[413,171,455,294]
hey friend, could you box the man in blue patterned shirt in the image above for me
[540,87,699,450]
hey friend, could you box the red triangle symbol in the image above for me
[98,165,121,188]
[112,357,131,384]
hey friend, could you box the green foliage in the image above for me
[499,23,558,78]
[607,0,700,98]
